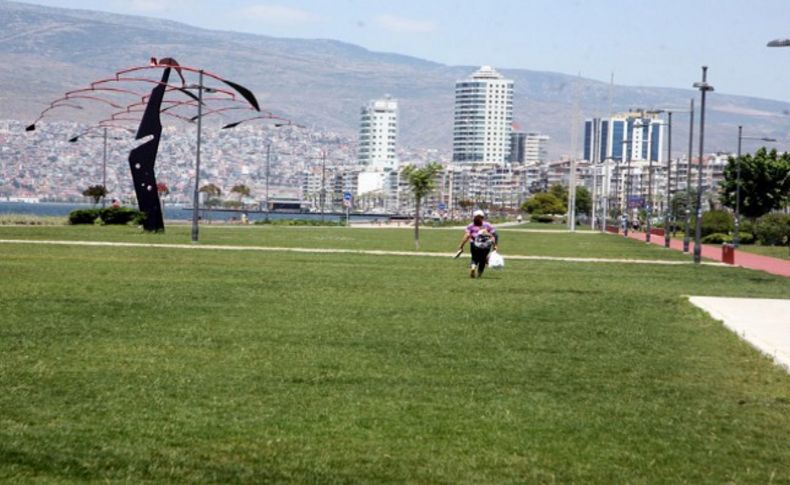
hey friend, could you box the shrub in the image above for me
[530,214,555,224]
[99,207,145,225]
[755,213,790,246]
[738,219,755,237]
[734,232,755,245]
[701,209,733,237]
[68,209,100,225]
[701,233,732,245]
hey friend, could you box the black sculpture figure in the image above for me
[129,67,170,232]
[28,58,265,236]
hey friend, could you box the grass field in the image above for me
[736,244,790,261]
[0,224,688,261]
[1,225,789,482]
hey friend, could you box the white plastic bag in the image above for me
[488,250,505,269]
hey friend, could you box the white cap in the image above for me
[473,210,485,218]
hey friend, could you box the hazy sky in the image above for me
[18,0,790,102]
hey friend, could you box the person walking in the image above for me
[457,210,498,278]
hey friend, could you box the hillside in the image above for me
[1,0,789,158]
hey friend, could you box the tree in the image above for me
[457,199,475,213]
[521,192,565,215]
[230,184,252,206]
[199,184,222,218]
[402,163,442,250]
[82,184,107,205]
[575,186,592,217]
[549,184,568,209]
[720,147,790,219]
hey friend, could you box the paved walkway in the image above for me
[619,231,790,277]
[689,296,790,372]
[0,238,730,267]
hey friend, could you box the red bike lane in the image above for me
[617,230,790,278]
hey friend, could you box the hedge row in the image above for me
[68,208,146,226]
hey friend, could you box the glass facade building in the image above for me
[583,114,664,164]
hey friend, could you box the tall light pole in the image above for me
[101,127,108,208]
[190,70,205,243]
[265,142,271,222]
[692,66,714,264]
[734,127,776,247]
[662,112,671,247]
[69,126,130,207]
[683,99,695,253]
[622,138,632,236]
[320,149,327,222]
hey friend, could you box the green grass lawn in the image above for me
[1,226,789,482]
[736,244,790,260]
[0,224,689,261]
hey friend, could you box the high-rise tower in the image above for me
[358,96,398,171]
[453,66,514,165]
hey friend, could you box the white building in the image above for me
[453,66,514,165]
[357,96,398,171]
[524,133,550,165]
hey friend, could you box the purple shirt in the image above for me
[466,222,496,239]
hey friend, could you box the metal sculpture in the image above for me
[27,57,284,233]
[129,66,170,232]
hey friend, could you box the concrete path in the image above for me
[622,231,790,277]
[689,296,790,372]
[0,238,730,267]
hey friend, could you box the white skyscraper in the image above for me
[357,96,398,171]
[453,66,514,165]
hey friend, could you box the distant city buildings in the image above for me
[509,132,527,164]
[583,111,665,164]
[357,96,398,171]
[453,66,514,165]
[524,132,550,165]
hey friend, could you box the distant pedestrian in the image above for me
[516,214,523,224]
[111,199,121,208]
[457,210,498,278]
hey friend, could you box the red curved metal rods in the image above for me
[27,60,263,132]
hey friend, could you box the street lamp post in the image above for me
[733,126,776,247]
[321,149,327,223]
[190,70,205,243]
[663,112,672,247]
[69,126,130,207]
[683,99,695,253]
[265,142,271,222]
[692,66,714,264]
[623,139,632,237]
[102,127,108,208]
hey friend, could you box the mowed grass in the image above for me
[1,227,790,482]
[0,224,690,261]
[736,244,790,261]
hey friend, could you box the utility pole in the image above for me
[663,111,673,247]
[683,98,695,253]
[693,66,714,264]
[190,69,204,243]
[102,127,108,208]
[320,149,326,222]
[265,142,271,222]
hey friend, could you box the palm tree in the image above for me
[82,184,107,206]
[199,183,222,222]
[402,163,442,250]
[230,184,252,207]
